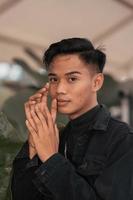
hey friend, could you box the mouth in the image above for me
[57,99,70,106]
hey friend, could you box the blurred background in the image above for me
[0,0,133,199]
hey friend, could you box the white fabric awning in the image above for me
[0,0,133,81]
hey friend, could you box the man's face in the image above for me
[48,54,99,119]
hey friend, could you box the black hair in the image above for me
[43,38,106,72]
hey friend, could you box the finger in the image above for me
[36,101,47,120]
[25,120,38,142]
[37,102,56,147]
[29,95,42,105]
[29,83,49,108]
[30,103,39,130]
[37,85,55,130]
[42,100,54,129]
[29,93,42,101]
[35,101,56,151]
[29,100,36,105]
[29,88,46,101]
[31,103,49,138]
[40,90,49,120]
[29,83,49,102]
[24,102,37,131]
[30,104,43,132]
[44,82,50,90]
[51,98,57,123]
[35,104,58,151]
[34,104,48,134]
[35,98,41,104]
[55,124,59,146]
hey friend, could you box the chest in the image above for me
[59,129,108,183]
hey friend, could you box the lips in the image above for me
[57,99,69,102]
[57,99,70,106]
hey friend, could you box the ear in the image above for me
[92,73,104,92]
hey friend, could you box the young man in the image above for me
[11,38,133,200]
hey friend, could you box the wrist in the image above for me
[29,144,36,159]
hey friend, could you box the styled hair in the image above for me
[43,38,106,72]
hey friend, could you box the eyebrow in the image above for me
[48,71,81,76]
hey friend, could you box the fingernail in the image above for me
[53,98,57,102]
[45,82,49,88]
[31,101,36,104]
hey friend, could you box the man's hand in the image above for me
[24,83,49,159]
[25,83,59,162]
[26,98,59,162]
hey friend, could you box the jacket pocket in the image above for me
[77,155,106,176]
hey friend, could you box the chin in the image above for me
[57,107,73,115]
[58,106,78,117]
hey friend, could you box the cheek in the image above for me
[76,94,87,105]
[76,83,91,95]
[73,84,92,102]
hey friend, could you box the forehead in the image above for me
[48,54,90,74]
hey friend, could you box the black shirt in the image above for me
[63,105,100,161]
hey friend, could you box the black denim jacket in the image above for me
[11,105,133,200]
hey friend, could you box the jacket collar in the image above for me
[90,104,111,131]
[69,104,111,132]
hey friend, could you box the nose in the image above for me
[56,80,67,95]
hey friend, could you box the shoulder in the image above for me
[107,116,133,136]
[105,117,133,159]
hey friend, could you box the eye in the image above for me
[68,77,78,82]
[49,77,58,83]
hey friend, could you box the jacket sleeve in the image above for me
[10,142,37,199]
[10,142,54,200]
[33,153,101,200]
[32,133,133,200]
[10,126,66,200]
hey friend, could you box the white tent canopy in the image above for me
[0,0,133,81]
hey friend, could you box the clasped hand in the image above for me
[24,83,59,162]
